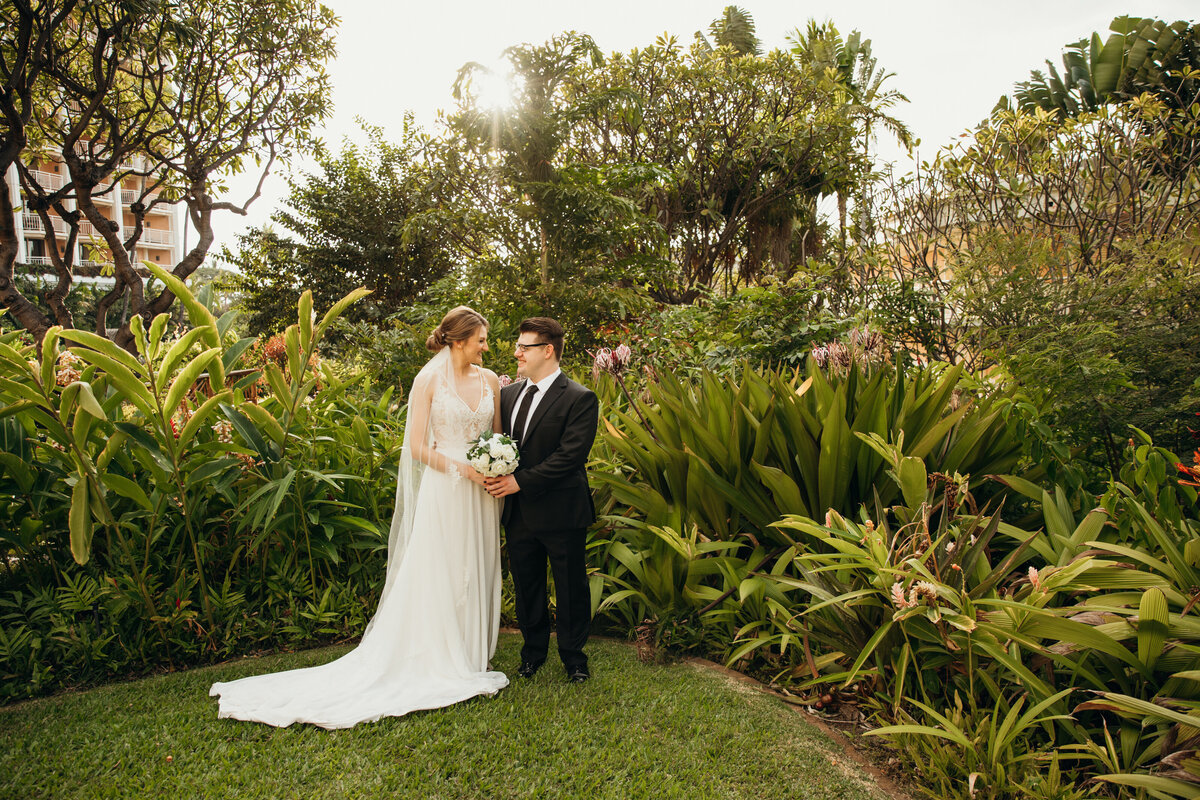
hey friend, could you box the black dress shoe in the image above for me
[517,660,544,679]
[566,665,590,683]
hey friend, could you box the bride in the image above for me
[210,306,509,728]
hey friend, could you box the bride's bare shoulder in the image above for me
[479,367,501,388]
[409,370,439,397]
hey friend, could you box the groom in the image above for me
[485,317,599,683]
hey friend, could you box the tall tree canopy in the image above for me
[227,10,901,350]
[0,0,336,349]
[224,124,456,336]
[561,36,859,300]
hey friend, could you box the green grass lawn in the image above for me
[2,635,884,799]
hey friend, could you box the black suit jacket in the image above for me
[500,372,598,532]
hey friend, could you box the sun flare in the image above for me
[476,63,517,111]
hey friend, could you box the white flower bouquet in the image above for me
[466,431,519,477]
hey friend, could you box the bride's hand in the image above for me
[463,464,487,487]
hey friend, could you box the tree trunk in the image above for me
[0,177,52,341]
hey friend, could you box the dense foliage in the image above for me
[586,354,1200,798]
[222,124,457,336]
[5,8,1200,799]
[862,96,1200,473]
[0,278,402,700]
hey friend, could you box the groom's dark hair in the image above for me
[518,317,565,360]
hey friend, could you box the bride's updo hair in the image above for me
[426,306,489,352]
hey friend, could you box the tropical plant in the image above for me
[1001,15,1200,118]
[593,358,1022,545]
[866,96,1200,467]
[696,6,761,56]
[0,268,403,701]
[788,20,911,247]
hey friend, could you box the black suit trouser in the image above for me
[506,500,590,670]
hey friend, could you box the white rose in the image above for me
[500,444,516,460]
[471,455,490,472]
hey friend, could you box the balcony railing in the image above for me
[136,227,173,245]
[22,213,117,240]
[28,170,65,190]
[22,213,67,235]
[121,189,136,204]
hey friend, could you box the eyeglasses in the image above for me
[514,342,552,353]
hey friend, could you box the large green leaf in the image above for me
[67,348,156,419]
[59,329,146,377]
[162,348,222,420]
[69,477,91,565]
[314,287,372,343]
[751,461,809,517]
[1138,587,1170,671]
[177,390,233,447]
[220,403,277,464]
[100,473,153,511]
[893,455,927,511]
[155,327,208,394]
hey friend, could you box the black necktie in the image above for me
[513,384,539,445]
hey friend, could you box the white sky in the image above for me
[210,0,1197,257]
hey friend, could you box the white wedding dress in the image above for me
[209,362,508,728]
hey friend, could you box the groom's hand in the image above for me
[485,474,520,498]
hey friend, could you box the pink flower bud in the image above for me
[614,343,632,368]
[498,374,513,388]
[592,348,614,380]
[1028,566,1043,591]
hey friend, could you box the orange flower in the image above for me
[1178,458,1200,489]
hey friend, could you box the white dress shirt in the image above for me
[510,368,561,433]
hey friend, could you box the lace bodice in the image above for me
[430,372,494,459]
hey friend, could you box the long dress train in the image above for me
[209,373,507,728]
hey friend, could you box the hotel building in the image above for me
[5,155,184,281]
